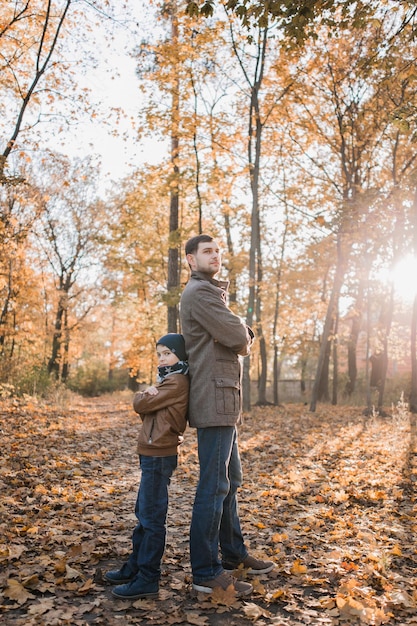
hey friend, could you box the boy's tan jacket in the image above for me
[133,374,189,456]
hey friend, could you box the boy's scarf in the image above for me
[157,360,189,382]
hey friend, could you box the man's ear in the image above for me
[186,253,195,269]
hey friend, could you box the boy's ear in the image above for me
[186,253,195,269]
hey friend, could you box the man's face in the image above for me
[186,240,221,277]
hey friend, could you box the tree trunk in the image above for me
[255,232,268,404]
[273,346,282,405]
[310,229,349,411]
[410,186,417,412]
[61,306,70,382]
[0,259,13,354]
[108,313,117,382]
[317,327,331,402]
[167,6,180,333]
[375,189,404,413]
[272,198,289,405]
[243,115,260,409]
[190,72,203,235]
[345,304,362,396]
[332,309,339,405]
[48,294,65,379]
[365,267,373,413]
[376,348,388,412]
[242,29,268,411]
[411,293,417,413]
[345,261,369,399]
[300,357,308,399]
[227,21,270,411]
[224,212,237,305]
[229,22,291,410]
[257,336,268,404]
[371,297,391,414]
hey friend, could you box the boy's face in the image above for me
[186,240,221,277]
[157,345,180,367]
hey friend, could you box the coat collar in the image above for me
[190,270,229,291]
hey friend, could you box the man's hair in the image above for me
[185,234,214,256]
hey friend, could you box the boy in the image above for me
[105,333,189,599]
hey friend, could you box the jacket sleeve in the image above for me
[191,282,252,355]
[133,376,188,415]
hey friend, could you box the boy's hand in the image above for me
[145,386,158,396]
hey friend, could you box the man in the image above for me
[180,234,274,597]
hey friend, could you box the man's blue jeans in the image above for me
[190,426,248,583]
[126,454,177,582]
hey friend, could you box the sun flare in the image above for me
[390,255,417,303]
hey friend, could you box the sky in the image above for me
[46,1,168,191]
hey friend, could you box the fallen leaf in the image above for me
[27,598,55,615]
[65,564,83,580]
[3,579,35,604]
[209,583,238,606]
[77,578,95,594]
[290,559,307,575]
[242,601,272,621]
[184,610,210,625]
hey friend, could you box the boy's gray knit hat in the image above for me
[156,333,187,362]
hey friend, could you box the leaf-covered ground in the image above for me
[1,394,417,625]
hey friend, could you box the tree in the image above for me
[226,11,293,408]
[410,186,417,413]
[274,10,417,410]
[185,0,382,42]
[163,1,182,333]
[231,22,269,409]
[133,1,207,332]
[102,166,178,381]
[0,174,47,388]
[0,0,72,184]
[34,155,104,381]
[271,211,288,406]
[376,36,417,411]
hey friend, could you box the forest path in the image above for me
[1,395,417,625]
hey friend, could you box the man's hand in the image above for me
[144,386,158,396]
[246,326,255,347]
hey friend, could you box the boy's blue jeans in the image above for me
[190,426,248,583]
[126,454,177,582]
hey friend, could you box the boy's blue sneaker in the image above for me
[105,563,137,585]
[111,574,159,600]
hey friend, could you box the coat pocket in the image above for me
[214,377,240,414]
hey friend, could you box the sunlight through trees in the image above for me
[1,0,417,412]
